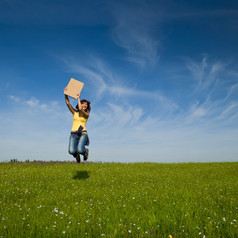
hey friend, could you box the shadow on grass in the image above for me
[72,170,90,180]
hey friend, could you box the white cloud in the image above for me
[9,95,61,113]
[218,102,238,120]
[63,54,238,129]
[186,56,212,89]
[63,57,178,114]
[183,57,238,125]
[227,83,238,99]
[2,69,238,163]
[2,54,238,164]
[1,95,72,161]
[191,107,207,118]
[88,101,238,163]
[185,99,210,124]
[9,95,20,102]
[185,56,233,94]
[25,97,40,107]
[210,62,225,74]
[109,1,160,68]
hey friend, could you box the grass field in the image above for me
[0,161,237,237]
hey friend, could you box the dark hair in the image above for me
[76,99,91,113]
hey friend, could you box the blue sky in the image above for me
[0,0,238,163]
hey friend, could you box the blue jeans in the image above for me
[68,133,88,156]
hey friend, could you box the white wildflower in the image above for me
[53,208,58,213]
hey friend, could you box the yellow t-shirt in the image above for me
[71,112,88,133]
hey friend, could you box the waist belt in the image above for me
[71,130,87,134]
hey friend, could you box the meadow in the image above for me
[0,161,237,238]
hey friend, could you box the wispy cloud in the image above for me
[226,83,238,99]
[63,56,178,113]
[63,54,238,129]
[2,55,238,163]
[218,102,238,120]
[109,1,160,68]
[185,56,225,91]
[184,56,238,126]
[9,95,60,113]
[0,94,72,161]
[108,2,238,69]
[63,55,238,163]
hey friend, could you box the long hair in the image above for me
[76,99,91,113]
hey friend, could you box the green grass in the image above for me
[0,162,237,237]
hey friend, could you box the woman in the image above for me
[64,88,91,163]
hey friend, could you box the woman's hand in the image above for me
[76,92,81,99]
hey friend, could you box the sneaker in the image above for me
[76,153,81,163]
[84,149,89,161]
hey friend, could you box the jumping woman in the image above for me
[64,87,91,163]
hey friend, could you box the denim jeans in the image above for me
[68,133,88,156]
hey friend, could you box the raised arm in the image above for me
[64,88,75,114]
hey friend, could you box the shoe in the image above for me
[84,149,89,161]
[76,153,81,163]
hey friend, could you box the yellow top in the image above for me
[71,112,88,133]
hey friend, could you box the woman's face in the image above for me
[81,102,88,111]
